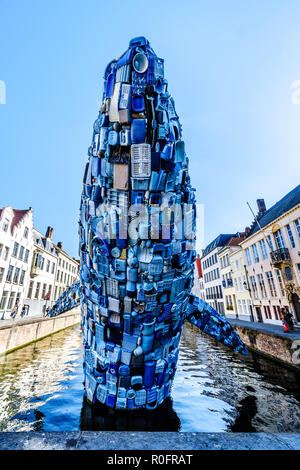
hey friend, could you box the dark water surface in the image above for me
[0,323,300,432]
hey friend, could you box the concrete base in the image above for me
[0,432,299,450]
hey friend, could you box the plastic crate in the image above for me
[131,144,151,178]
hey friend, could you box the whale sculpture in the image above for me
[76,37,248,410]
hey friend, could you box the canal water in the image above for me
[0,323,300,432]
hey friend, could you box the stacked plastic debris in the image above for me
[78,36,247,411]
[48,281,80,317]
[187,296,248,355]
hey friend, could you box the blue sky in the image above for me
[0,0,300,257]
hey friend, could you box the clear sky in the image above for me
[0,0,300,257]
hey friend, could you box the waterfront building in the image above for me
[53,241,79,303]
[192,254,205,300]
[240,186,300,325]
[0,207,34,318]
[0,206,79,318]
[228,245,253,321]
[218,234,253,321]
[25,227,59,315]
[201,233,237,314]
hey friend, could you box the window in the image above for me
[263,305,272,319]
[0,267,4,283]
[274,229,285,250]
[286,224,295,248]
[60,271,63,282]
[235,259,240,270]
[51,262,55,274]
[35,282,41,299]
[46,260,50,272]
[24,249,29,263]
[2,219,9,232]
[7,292,15,310]
[259,239,268,260]
[257,273,267,297]
[238,276,243,291]
[6,265,13,282]
[12,242,19,257]
[13,267,20,284]
[42,283,47,299]
[4,246,9,260]
[251,244,259,263]
[62,260,65,269]
[250,276,258,299]
[40,257,44,270]
[19,270,25,286]
[294,219,300,240]
[273,306,281,321]
[48,285,52,297]
[266,271,277,297]
[0,291,8,310]
[0,244,3,258]
[245,248,252,266]
[267,235,274,252]
[27,281,34,299]
[18,245,24,260]
[54,286,57,300]
[24,226,29,238]
[276,269,285,296]
[284,266,293,281]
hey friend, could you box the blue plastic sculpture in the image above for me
[76,37,248,410]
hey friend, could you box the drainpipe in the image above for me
[243,264,254,322]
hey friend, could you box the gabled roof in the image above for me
[11,209,31,234]
[247,184,300,237]
[201,233,235,258]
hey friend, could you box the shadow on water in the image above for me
[80,396,180,431]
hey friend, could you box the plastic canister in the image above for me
[107,394,116,408]
[123,314,131,334]
[143,361,156,387]
[127,266,138,282]
[127,389,136,409]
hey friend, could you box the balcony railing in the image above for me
[270,248,290,264]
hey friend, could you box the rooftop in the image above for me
[247,184,300,237]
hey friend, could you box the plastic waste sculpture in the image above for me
[77,37,248,410]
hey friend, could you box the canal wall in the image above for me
[0,308,81,355]
[230,320,300,370]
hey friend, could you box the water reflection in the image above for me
[0,323,300,432]
[80,397,180,431]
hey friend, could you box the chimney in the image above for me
[57,241,63,249]
[46,226,53,240]
[245,226,251,236]
[257,199,266,217]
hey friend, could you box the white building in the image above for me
[25,227,58,315]
[201,234,236,314]
[0,207,34,318]
[0,206,79,319]
[53,241,79,302]
[240,188,300,325]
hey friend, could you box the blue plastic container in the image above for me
[143,361,156,387]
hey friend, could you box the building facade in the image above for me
[240,187,300,325]
[201,234,236,314]
[0,207,34,318]
[0,207,79,318]
[25,227,59,315]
